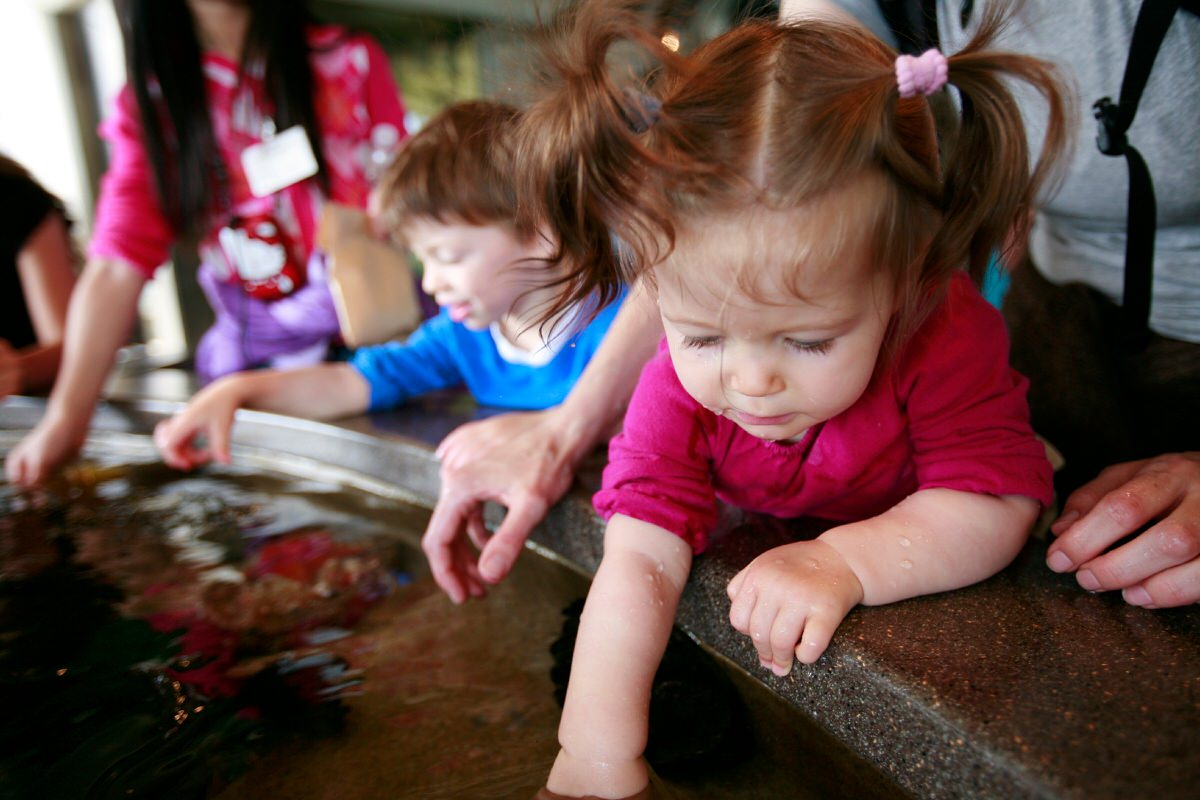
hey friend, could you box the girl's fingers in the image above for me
[795,608,840,664]
[768,604,808,675]
[726,567,747,600]
[727,580,756,634]
[748,590,782,668]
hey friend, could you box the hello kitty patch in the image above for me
[216,213,306,301]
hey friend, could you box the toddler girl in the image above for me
[155,101,626,501]
[521,2,1069,797]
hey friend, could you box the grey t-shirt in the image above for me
[827,0,1200,342]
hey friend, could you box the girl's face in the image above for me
[405,217,556,330]
[657,211,893,443]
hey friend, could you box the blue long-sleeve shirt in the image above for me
[350,287,627,411]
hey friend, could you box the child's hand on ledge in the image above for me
[726,538,865,674]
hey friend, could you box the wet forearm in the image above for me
[818,488,1038,605]
[556,516,692,765]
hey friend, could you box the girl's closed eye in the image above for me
[785,338,834,355]
[682,335,722,349]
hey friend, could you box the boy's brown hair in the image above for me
[375,100,535,244]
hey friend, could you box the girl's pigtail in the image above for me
[516,0,692,321]
[926,3,1070,288]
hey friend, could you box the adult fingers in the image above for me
[450,533,488,599]
[1075,500,1200,592]
[465,506,491,551]
[423,497,475,604]
[1050,460,1144,535]
[1123,557,1200,609]
[1047,460,1189,574]
[477,493,548,584]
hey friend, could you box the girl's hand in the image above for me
[546,748,649,800]
[153,379,244,471]
[726,539,864,674]
[1047,453,1200,608]
[4,410,87,486]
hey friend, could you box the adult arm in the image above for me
[422,281,662,603]
[546,514,692,799]
[1046,453,1200,607]
[4,257,145,486]
[10,211,77,394]
[154,363,370,470]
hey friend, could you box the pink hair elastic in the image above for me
[896,49,949,98]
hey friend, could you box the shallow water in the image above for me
[1,435,903,800]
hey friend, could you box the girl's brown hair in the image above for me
[519,0,1070,343]
[376,100,535,244]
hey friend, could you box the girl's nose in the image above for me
[726,355,784,397]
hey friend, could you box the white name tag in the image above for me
[241,124,319,198]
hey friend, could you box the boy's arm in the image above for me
[155,364,370,470]
[547,514,692,799]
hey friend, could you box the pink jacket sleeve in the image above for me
[594,348,721,551]
[361,35,407,137]
[88,86,176,279]
[897,273,1054,507]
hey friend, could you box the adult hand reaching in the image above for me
[423,409,583,603]
[1046,453,1200,608]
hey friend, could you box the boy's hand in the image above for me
[153,380,242,471]
[726,539,864,674]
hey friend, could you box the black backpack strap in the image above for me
[1093,0,1198,347]
[878,0,941,53]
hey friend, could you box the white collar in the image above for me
[489,300,586,366]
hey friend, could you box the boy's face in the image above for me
[405,217,552,330]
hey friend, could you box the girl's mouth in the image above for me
[728,410,796,427]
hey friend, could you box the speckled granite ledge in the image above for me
[3,391,1197,800]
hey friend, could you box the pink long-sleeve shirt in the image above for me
[89,26,406,278]
[595,273,1054,553]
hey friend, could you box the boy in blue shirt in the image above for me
[155,101,626,469]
